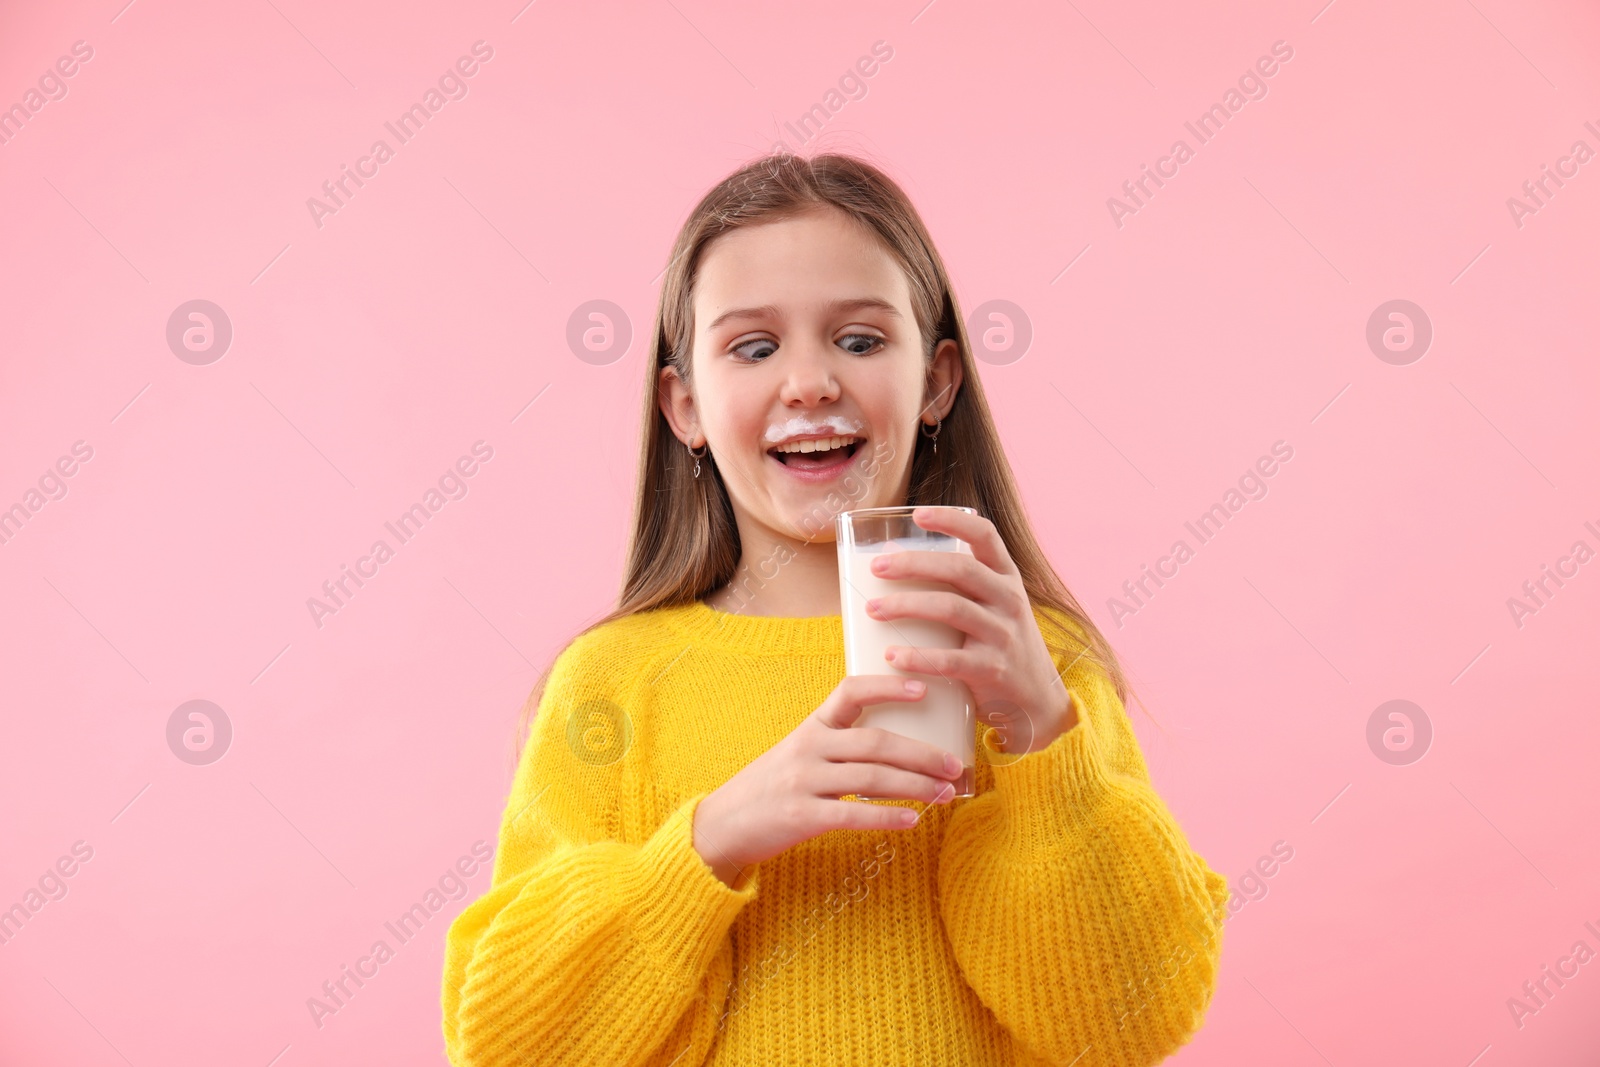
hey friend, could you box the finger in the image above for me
[809,797,926,833]
[814,675,927,730]
[867,545,1009,607]
[868,589,1006,645]
[881,644,981,685]
[809,760,956,805]
[909,506,1016,577]
[822,724,963,782]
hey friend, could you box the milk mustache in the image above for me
[837,514,977,799]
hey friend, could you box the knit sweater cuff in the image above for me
[619,792,761,976]
[981,689,1118,852]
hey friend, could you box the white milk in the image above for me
[839,536,976,799]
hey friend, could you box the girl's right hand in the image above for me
[692,675,966,888]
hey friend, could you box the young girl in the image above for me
[441,152,1230,1066]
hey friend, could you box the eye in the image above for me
[729,333,886,363]
[731,337,778,362]
[839,333,886,356]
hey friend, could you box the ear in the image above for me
[924,338,963,420]
[657,363,701,447]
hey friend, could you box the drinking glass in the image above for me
[836,505,978,800]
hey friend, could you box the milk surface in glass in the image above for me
[837,512,977,799]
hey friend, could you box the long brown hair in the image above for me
[513,150,1157,761]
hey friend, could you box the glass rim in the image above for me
[836,504,979,519]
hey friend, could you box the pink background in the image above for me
[3,0,1598,1063]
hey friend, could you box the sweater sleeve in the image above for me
[440,638,761,1067]
[936,608,1231,1067]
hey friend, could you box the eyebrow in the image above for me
[705,297,903,334]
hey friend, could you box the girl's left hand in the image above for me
[862,506,1078,756]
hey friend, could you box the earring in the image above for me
[921,414,942,454]
[688,438,708,478]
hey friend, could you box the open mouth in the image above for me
[767,435,865,471]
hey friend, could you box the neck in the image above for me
[706,528,842,618]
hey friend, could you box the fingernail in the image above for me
[943,753,962,776]
[935,783,955,803]
[905,680,925,694]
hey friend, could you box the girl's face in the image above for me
[659,205,961,545]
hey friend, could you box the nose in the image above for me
[777,336,841,408]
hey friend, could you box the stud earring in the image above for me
[921,413,942,454]
[688,438,708,478]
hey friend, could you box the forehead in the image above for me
[692,207,911,325]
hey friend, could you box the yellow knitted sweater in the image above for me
[441,599,1230,1066]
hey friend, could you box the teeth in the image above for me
[772,435,861,454]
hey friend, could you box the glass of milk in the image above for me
[836,505,978,799]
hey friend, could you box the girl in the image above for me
[441,152,1230,1066]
